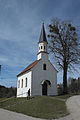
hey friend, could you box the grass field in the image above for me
[0,98,6,101]
[0,96,69,119]
[56,93,80,99]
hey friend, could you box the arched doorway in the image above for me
[42,82,47,95]
[41,80,51,96]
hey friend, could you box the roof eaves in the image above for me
[17,60,41,77]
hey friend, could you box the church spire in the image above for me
[37,22,48,60]
[39,21,48,43]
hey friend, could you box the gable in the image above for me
[48,60,58,72]
[31,59,57,74]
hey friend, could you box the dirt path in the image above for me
[0,95,80,120]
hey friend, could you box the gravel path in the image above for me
[0,108,44,120]
[66,95,80,120]
[57,95,80,120]
[0,95,80,120]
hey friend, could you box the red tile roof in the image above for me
[17,60,40,77]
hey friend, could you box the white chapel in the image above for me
[17,22,57,97]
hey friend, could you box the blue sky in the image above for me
[0,0,80,87]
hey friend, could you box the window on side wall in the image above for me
[21,79,23,88]
[43,64,46,70]
[25,78,27,87]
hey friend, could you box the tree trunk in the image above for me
[63,60,68,94]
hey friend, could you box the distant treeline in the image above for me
[58,77,80,95]
[0,85,17,98]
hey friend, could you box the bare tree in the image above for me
[48,19,80,94]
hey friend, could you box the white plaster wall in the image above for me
[31,58,57,96]
[37,53,42,60]
[37,52,48,60]
[17,71,32,97]
[41,53,48,60]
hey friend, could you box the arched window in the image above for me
[43,64,46,70]
[21,79,23,88]
[18,80,20,88]
[41,46,42,49]
[25,78,27,87]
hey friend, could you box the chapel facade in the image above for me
[17,22,57,97]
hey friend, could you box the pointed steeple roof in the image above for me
[39,22,48,43]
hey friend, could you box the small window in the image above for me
[25,78,27,87]
[44,46,45,49]
[43,64,46,70]
[18,80,20,88]
[21,79,23,88]
[41,46,42,49]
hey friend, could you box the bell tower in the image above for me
[37,22,48,60]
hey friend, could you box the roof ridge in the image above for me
[17,60,40,77]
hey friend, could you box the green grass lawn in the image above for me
[56,93,80,99]
[55,94,73,99]
[0,98,6,101]
[0,96,69,119]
